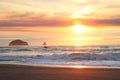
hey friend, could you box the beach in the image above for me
[0,64,120,80]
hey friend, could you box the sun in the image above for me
[72,24,92,33]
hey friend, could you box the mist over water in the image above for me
[0,45,120,67]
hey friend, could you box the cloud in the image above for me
[94,18,120,26]
[0,16,73,27]
[0,17,120,27]
[77,18,120,27]
[0,12,120,27]
[7,11,33,18]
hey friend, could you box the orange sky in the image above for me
[0,0,120,46]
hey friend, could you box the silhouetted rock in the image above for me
[9,39,29,46]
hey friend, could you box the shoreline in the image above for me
[0,64,120,80]
[0,61,120,69]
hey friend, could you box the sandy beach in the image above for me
[0,64,120,80]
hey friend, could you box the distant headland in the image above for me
[9,39,29,46]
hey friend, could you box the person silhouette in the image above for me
[43,42,47,48]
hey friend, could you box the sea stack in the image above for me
[9,39,29,46]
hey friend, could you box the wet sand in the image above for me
[0,64,120,80]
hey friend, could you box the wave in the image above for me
[0,46,120,66]
[0,52,120,61]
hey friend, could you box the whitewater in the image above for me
[0,45,120,67]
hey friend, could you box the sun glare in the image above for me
[72,24,92,33]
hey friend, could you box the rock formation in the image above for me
[9,39,29,46]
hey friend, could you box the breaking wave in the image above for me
[0,45,120,66]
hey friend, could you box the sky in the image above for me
[0,0,120,46]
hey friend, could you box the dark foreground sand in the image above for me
[0,64,120,80]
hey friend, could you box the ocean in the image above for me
[0,45,120,67]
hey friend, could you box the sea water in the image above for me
[0,45,120,67]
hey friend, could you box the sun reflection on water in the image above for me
[70,66,86,68]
